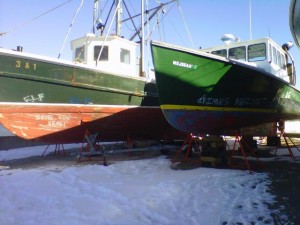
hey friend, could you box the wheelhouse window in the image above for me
[120,48,130,64]
[211,49,227,57]
[229,46,246,61]
[272,46,277,65]
[94,46,108,61]
[279,53,286,69]
[248,43,266,62]
[75,46,85,61]
[277,50,282,67]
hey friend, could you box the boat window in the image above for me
[94,46,108,61]
[269,44,272,62]
[211,49,227,57]
[75,46,85,61]
[229,46,246,61]
[248,43,266,62]
[272,46,277,65]
[120,48,130,64]
[279,53,286,69]
[277,50,281,66]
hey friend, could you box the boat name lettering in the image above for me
[36,114,54,121]
[35,114,71,121]
[70,97,92,104]
[35,114,68,128]
[197,95,267,106]
[16,60,37,70]
[234,97,267,106]
[173,61,197,69]
[284,91,291,98]
[197,95,230,106]
[58,115,71,121]
[48,120,66,128]
[23,93,44,103]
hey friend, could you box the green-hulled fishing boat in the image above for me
[0,0,185,144]
[151,36,300,134]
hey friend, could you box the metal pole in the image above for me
[140,0,145,77]
[116,0,122,36]
[93,0,98,34]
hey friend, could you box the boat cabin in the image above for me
[71,33,138,77]
[202,37,295,84]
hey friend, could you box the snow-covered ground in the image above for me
[0,144,299,225]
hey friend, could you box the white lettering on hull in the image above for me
[197,94,267,107]
[23,93,45,103]
[35,114,71,128]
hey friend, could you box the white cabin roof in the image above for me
[201,37,284,55]
[71,33,139,77]
[200,37,293,83]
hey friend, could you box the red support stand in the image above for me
[275,125,300,161]
[173,133,201,163]
[77,129,107,165]
[228,134,261,174]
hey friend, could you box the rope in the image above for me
[58,0,84,59]
[0,0,73,37]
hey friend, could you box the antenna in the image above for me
[249,0,252,40]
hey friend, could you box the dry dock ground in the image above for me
[1,142,300,224]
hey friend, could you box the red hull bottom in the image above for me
[0,103,186,144]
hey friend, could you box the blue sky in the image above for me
[1,0,299,87]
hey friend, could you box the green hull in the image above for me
[0,50,158,106]
[151,41,300,134]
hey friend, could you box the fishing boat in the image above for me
[151,35,300,134]
[0,0,185,144]
[290,0,300,47]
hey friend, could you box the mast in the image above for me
[93,0,98,34]
[140,0,145,77]
[116,0,123,36]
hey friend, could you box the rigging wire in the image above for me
[96,0,122,64]
[58,0,84,59]
[147,3,175,42]
[0,0,73,37]
[99,0,110,16]
[176,0,195,48]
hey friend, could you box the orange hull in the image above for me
[0,103,185,144]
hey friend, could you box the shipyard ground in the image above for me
[1,141,300,224]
